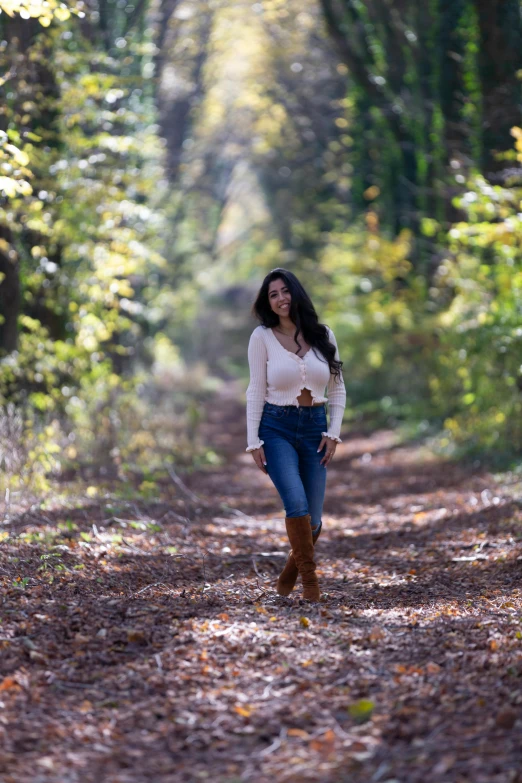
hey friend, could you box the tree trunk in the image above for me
[438,0,469,164]
[0,16,63,352]
[473,0,522,177]
[155,2,211,182]
[320,0,420,236]
[0,227,20,354]
[0,16,36,354]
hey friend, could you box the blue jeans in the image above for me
[258,401,328,534]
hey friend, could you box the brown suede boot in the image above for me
[284,514,321,602]
[276,522,322,596]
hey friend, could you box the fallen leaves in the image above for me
[0,414,521,783]
[234,705,253,718]
[348,699,375,724]
[126,629,147,645]
[0,676,20,692]
[369,625,385,642]
[310,728,336,755]
[287,728,309,738]
[496,707,518,730]
[73,633,90,645]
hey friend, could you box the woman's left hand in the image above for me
[318,436,337,466]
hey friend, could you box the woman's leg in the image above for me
[298,415,328,536]
[262,433,309,519]
[259,406,321,601]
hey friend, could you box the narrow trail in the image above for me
[1,384,522,782]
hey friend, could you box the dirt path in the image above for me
[1,384,522,782]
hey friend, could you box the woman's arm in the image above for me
[245,329,267,452]
[322,327,346,443]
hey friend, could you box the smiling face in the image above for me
[268,278,291,318]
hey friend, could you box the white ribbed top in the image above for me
[245,325,346,452]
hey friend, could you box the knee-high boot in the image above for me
[276,521,321,596]
[282,513,321,602]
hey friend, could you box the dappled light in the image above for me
[1,392,522,780]
[1,0,522,780]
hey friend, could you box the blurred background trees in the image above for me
[0,0,521,491]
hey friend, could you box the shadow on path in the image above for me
[1,385,521,783]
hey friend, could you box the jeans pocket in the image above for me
[265,405,285,418]
[313,407,327,425]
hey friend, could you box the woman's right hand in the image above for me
[251,446,268,474]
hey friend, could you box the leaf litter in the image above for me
[0,390,521,782]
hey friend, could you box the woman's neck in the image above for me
[276,316,295,334]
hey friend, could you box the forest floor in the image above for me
[1,383,522,783]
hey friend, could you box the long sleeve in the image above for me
[245,329,267,452]
[322,327,346,443]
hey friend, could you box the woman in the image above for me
[245,268,346,602]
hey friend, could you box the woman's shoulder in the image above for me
[248,324,270,351]
[250,324,269,340]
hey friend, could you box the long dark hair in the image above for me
[251,268,343,382]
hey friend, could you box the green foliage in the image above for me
[0,132,33,198]
[0,3,220,491]
[317,219,435,424]
[0,1,82,27]
[0,403,62,493]
[315,130,522,458]
[427,130,522,455]
[3,29,167,408]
